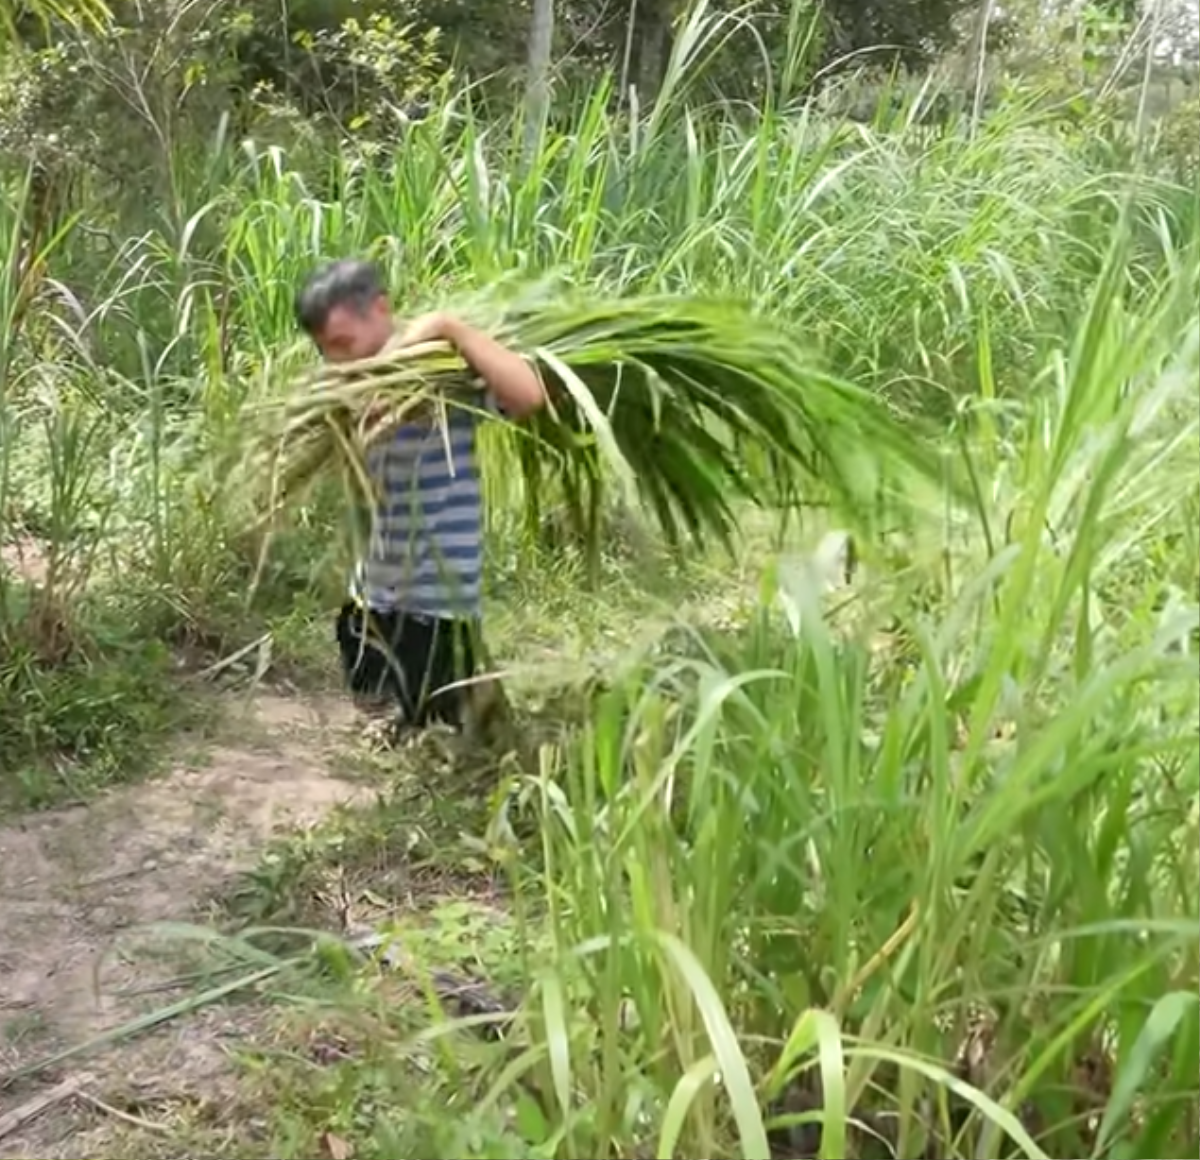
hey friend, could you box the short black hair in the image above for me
[295,259,387,334]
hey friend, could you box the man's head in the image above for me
[295,259,395,363]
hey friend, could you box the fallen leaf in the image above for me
[322,1131,354,1160]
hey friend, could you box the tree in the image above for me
[818,0,976,72]
[525,0,555,156]
[622,0,676,99]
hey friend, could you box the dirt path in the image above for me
[0,693,368,1159]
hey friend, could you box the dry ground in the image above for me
[0,693,369,1159]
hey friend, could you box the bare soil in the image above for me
[0,693,368,1159]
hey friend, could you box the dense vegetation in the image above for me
[1,0,1198,1156]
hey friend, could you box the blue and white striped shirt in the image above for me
[356,400,491,619]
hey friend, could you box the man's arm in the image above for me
[400,312,546,419]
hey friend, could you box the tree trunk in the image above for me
[965,0,998,132]
[630,0,675,102]
[524,0,555,160]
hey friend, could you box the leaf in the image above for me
[651,930,772,1160]
[845,1044,1050,1160]
[765,1009,847,1160]
[1092,991,1199,1156]
[657,1055,718,1159]
[322,1131,354,1160]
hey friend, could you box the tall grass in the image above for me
[195,234,1197,1159]
[4,79,1194,616]
[0,53,1197,1157]
[469,245,1199,1160]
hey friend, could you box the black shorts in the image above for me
[335,601,478,728]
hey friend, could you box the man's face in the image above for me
[312,295,394,363]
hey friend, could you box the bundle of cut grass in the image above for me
[245,284,948,552]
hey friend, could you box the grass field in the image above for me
[0,64,1198,1160]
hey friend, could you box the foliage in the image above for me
[820,0,974,71]
[0,10,1197,1154]
[1156,90,1200,176]
[167,223,1194,1160]
[1,53,1196,792]
[1,0,1194,217]
[0,0,450,232]
[0,624,186,810]
[0,0,109,50]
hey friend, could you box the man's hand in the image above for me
[398,312,545,418]
[397,312,461,348]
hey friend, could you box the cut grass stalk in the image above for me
[243,286,950,558]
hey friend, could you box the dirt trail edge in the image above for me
[0,693,368,1159]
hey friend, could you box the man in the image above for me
[295,258,545,736]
